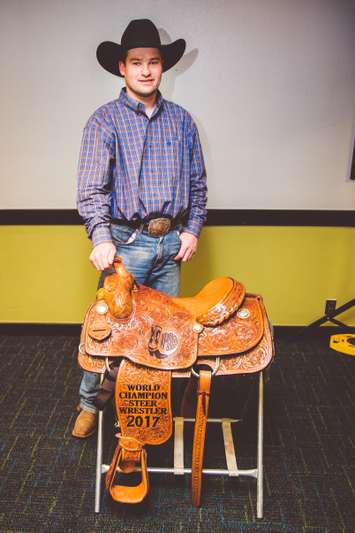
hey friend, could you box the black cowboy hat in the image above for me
[96,19,186,77]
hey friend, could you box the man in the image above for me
[73,19,207,438]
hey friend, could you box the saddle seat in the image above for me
[96,257,246,328]
[172,277,245,326]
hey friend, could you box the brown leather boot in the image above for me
[72,409,98,438]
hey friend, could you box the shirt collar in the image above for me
[119,87,164,117]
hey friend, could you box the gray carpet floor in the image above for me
[0,330,354,532]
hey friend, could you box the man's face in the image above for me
[119,48,163,99]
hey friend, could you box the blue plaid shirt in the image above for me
[77,88,207,247]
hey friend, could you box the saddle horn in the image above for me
[97,256,135,319]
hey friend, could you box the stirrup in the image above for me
[105,436,149,504]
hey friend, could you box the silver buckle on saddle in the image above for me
[147,218,171,237]
[191,357,220,378]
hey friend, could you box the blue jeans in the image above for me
[79,224,182,413]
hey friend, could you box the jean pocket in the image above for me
[169,230,181,256]
[111,225,138,245]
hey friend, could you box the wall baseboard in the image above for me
[0,323,353,338]
[0,209,355,226]
[0,323,82,336]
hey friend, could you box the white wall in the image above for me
[1,0,354,209]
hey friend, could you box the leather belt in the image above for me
[112,217,181,237]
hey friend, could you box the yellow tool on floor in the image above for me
[330,334,355,357]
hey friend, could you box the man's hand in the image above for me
[174,232,198,262]
[89,242,116,271]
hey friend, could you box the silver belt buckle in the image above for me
[147,218,171,237]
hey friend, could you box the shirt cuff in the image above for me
[91,224,113,247]
[182,219,203,238]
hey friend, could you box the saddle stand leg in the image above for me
[95,374,104,514]
[257,371,264,519]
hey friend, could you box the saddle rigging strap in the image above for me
[93,364,118,410]
[191,369,212,507]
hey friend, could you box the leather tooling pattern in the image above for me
[116,360,172,445]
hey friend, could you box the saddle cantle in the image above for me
[78,257,274,507]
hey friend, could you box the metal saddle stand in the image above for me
[94,370,265,518]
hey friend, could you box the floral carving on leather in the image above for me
[173,300,274,378]
[116,360,172,445]
[78,351,108,373]
[98,257,135,319]
[197,279,245,326]
[88,313,112,341]
[198,296,264,356]
[84,285,198,370]
[78,263,274,378]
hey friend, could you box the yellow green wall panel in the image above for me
[1,225,355,326]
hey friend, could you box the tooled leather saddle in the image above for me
[78,257,274,507]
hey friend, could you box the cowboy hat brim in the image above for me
[96,39,186,77]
